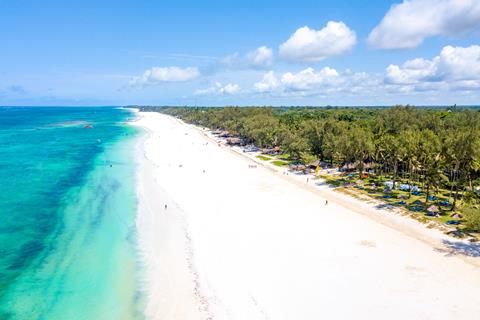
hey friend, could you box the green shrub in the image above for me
[257,155,271,161]
[271,160,288,167]
[463,206,480,231]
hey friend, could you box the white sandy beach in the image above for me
[134,112,480,320]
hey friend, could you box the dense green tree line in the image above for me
[140,106,480,228]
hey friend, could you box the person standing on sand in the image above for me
[165,204,167,210]
[325,200,328,205]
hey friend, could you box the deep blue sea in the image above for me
[0,107,142,319]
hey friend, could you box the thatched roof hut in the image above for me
[262,147,281,155]
[289,163,306,171]
[215,130,232,138]
[226,137,245,146]
[307,160,320,169]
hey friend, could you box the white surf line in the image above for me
[134,116,217,320]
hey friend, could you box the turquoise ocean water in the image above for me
[0,107,142,319]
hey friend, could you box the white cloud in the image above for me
[254,71,280,92]
[368,0,480,49]
[195,82,241,95]
[253,67,374,95]
[222,83,241,94]
[436,45,480,80]
[342,70,383,94]
[219,53,240,67]
[279,22,357,62]
[246,46,273,67]
[385,58,438,84]
[129,66,199,87]
[385,45,480,89]
[281,67,339,90]
[218,46,273,70]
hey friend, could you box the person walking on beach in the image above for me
[165,204,168,210]
[325,199,328,205]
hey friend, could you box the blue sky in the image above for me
[1,0,479,106]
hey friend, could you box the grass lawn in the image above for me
[271,160,289,167]
[277,153,291,161]
[257,155,272,161]
[319,172,476,237]
[320,175,344,187]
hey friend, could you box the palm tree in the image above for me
[417,130,443,203]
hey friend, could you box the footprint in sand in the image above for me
[405,265,426,274]
[358,240,377,248]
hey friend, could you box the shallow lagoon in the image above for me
[0,107,142,319]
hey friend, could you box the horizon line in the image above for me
[2,104,480,108]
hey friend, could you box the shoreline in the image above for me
[132,116,210,320]
[134,111,480,319]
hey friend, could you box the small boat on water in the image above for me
[84,124,93,129]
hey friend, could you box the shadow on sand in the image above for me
[374,203,395,211]
[436,239,480,258]
[315,181,337,189]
